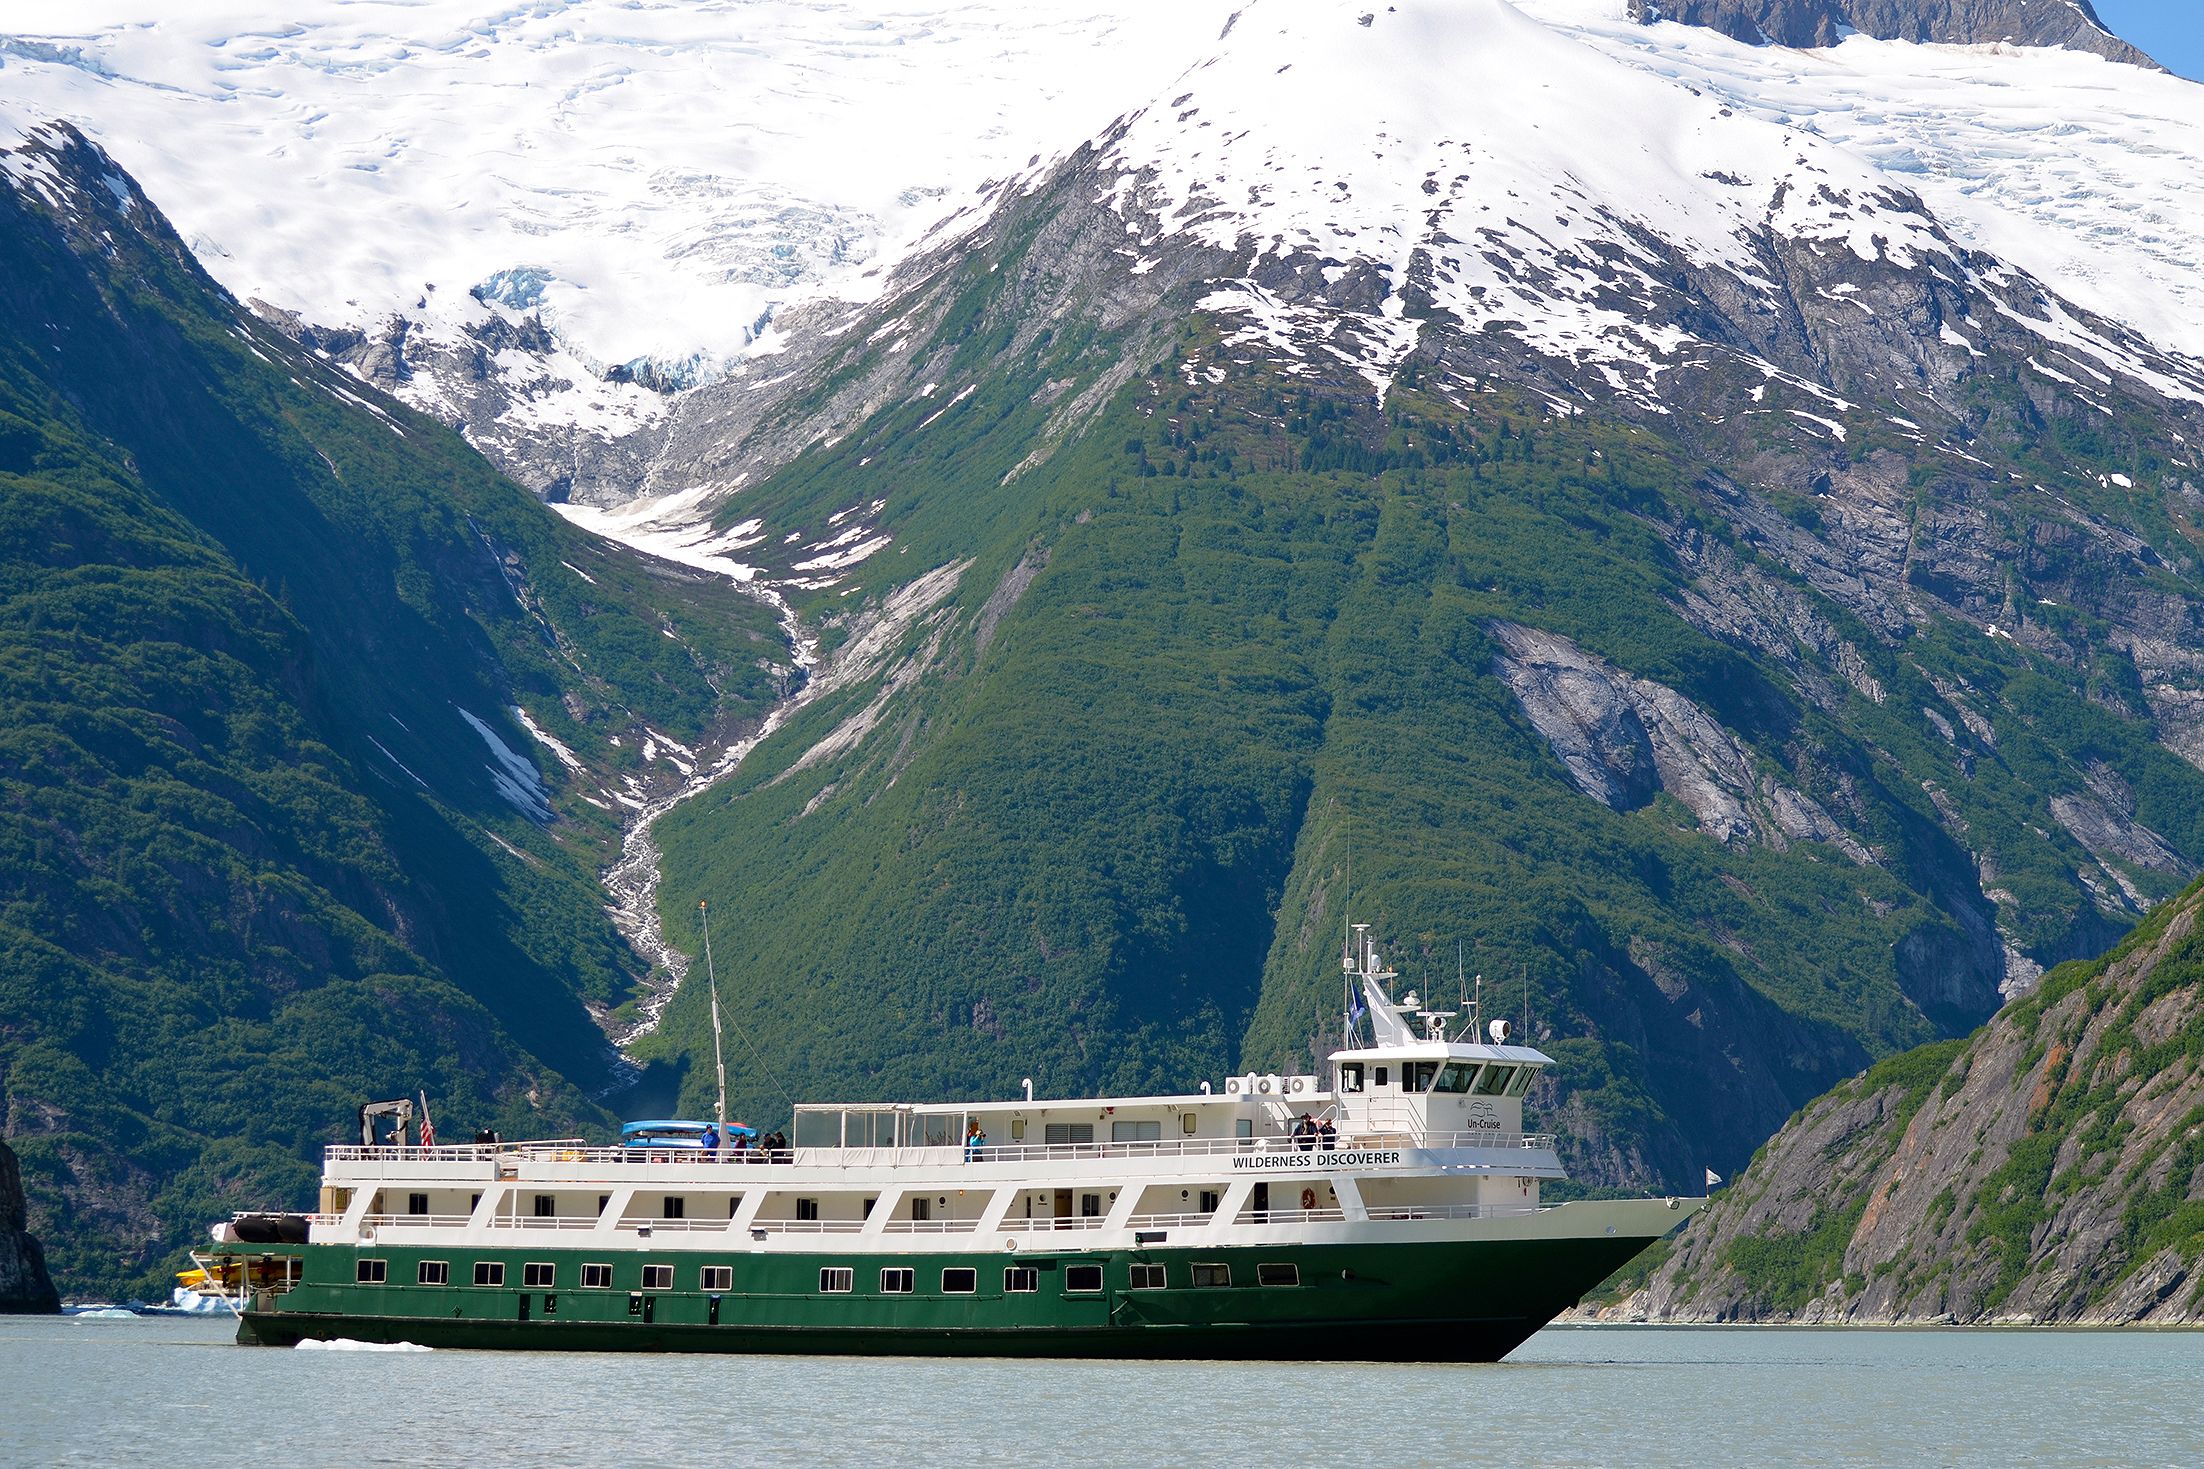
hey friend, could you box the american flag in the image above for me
[417,1091,437,1148]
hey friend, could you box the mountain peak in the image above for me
[1630,0,2161,69]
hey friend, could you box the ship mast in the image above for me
[700,899,727,1134]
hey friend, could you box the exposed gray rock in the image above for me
[1490,621,1871,861]
[0,1140,59,1314]
[1629,0,2160,69]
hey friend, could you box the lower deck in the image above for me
[225,1227,1669,1361]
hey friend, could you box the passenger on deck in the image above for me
[965,1121,987,1161]
[702,1125,720,1153]
[1318,1118,1337,1152]
[1293,1113,1317,1151]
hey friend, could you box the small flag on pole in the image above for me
[418,1091,437,1149]
[1346,984,1367,1034]
[1704,1167,1723,1189]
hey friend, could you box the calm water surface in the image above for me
[5,1313,2201,1467]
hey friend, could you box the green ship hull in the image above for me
[228,1232,1653,1361]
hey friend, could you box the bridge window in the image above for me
[1474,1066,1515,1097]
[1190,1262,1231,1288]
[880,1268,914,1294]
[524,1263,556,1288]
[1435,1063,1477,1094]
[1339,1063,1364,1093]
[641,1264,673,1291]
[1128,1264,1167,1290]
[1065,1265,1104,1293]
[581,1263,612,1289]
[473,1262,504,1287]
[819,1268,853,1294]
[355,1259,387,1284]
[702,1266,733,1291]
[1005,1267,1039,1293]
[1404,1062,1439,1092]
[418,1261,448,1286]
[1506,1068,1536,1097]
[1258,1263,1300,1287]
[942,1268,978,1294]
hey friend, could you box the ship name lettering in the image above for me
[1229,1150,1401,1170]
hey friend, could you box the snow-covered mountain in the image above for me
[3,0,2200,516]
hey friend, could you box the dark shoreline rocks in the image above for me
[1,1139,60,1314]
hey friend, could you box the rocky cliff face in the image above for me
[0,1141,58,1314]
[1631,0,2160,68]
[1618,875,2204,1324]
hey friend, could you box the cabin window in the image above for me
[1128,1264,1167,1290]
[1475,1066,1514,1097]
[819,1268,853,1294]
[641,1264,673,1291]
[581,1263,613,1289]
[1435,1063,1477,1094]
[663,1196,686,1220]
[795,1198,820,1222]
[524,1263,556,1289]
[1065,1265,1104,1293]
[473,1262,505,1287]
[942,1268,978,1294]
[355,1259,387,1284]
[418,1261,448,1286]
[1405,1062,1439,1092]
[1258,1263,1300,1287]
[533,1194,555,1217]
[1111,1120,1162,1143]
[1506,1068,1536,1098]
[1010,1118,1026,1142]
[406,1193,429,1216]
[1373,1066,1389,1088]
[1339,1063,1364,1093]
[910,1197,931,1222]
[1199,1190,1221,1214]
[1080,1193,1103,1218]
[702,1266,733,1292]
[1005,1267,1039,1294]
[880,1268,915,1294]
[1181,1112,1197,1135]
[1190,1263,1231,1288]
[1043,1123,1094,1146]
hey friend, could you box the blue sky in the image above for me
[2093,0,2203,79]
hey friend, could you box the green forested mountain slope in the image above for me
[1629,872,2204,1324]
[631,136,2204,1195]
[0,123,787,1296]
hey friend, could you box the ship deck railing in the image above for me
[322,1128,1556,1171]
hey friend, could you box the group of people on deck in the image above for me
[695,1126,789,1160]
[1292,1113,1337,1152]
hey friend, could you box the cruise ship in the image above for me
[197,928,1699,1359]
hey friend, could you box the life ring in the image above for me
[1299,1188,1317,1211]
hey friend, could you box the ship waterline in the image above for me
[199,929,1700,1359]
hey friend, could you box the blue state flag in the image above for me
[1346,984,1367,1033]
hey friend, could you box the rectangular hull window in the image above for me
[941,1268,977,1294]
[881,1268,915,1294]
[1190,1263,1231,1288]
[642,1264,673,1291]
[417,1261,448,1286]
[1129,1264,1166,1290]
[1005,1267,1038,1293]
[523,1263,556,1288]
[581,1263,613,1289]
[1257,1263,1300,1287]
[474,1262,505,1287]
[819,1268,854,1294]
[701,1266,734,1292]
[355,1259,387,1284]
[1065,1265,1103,1293]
